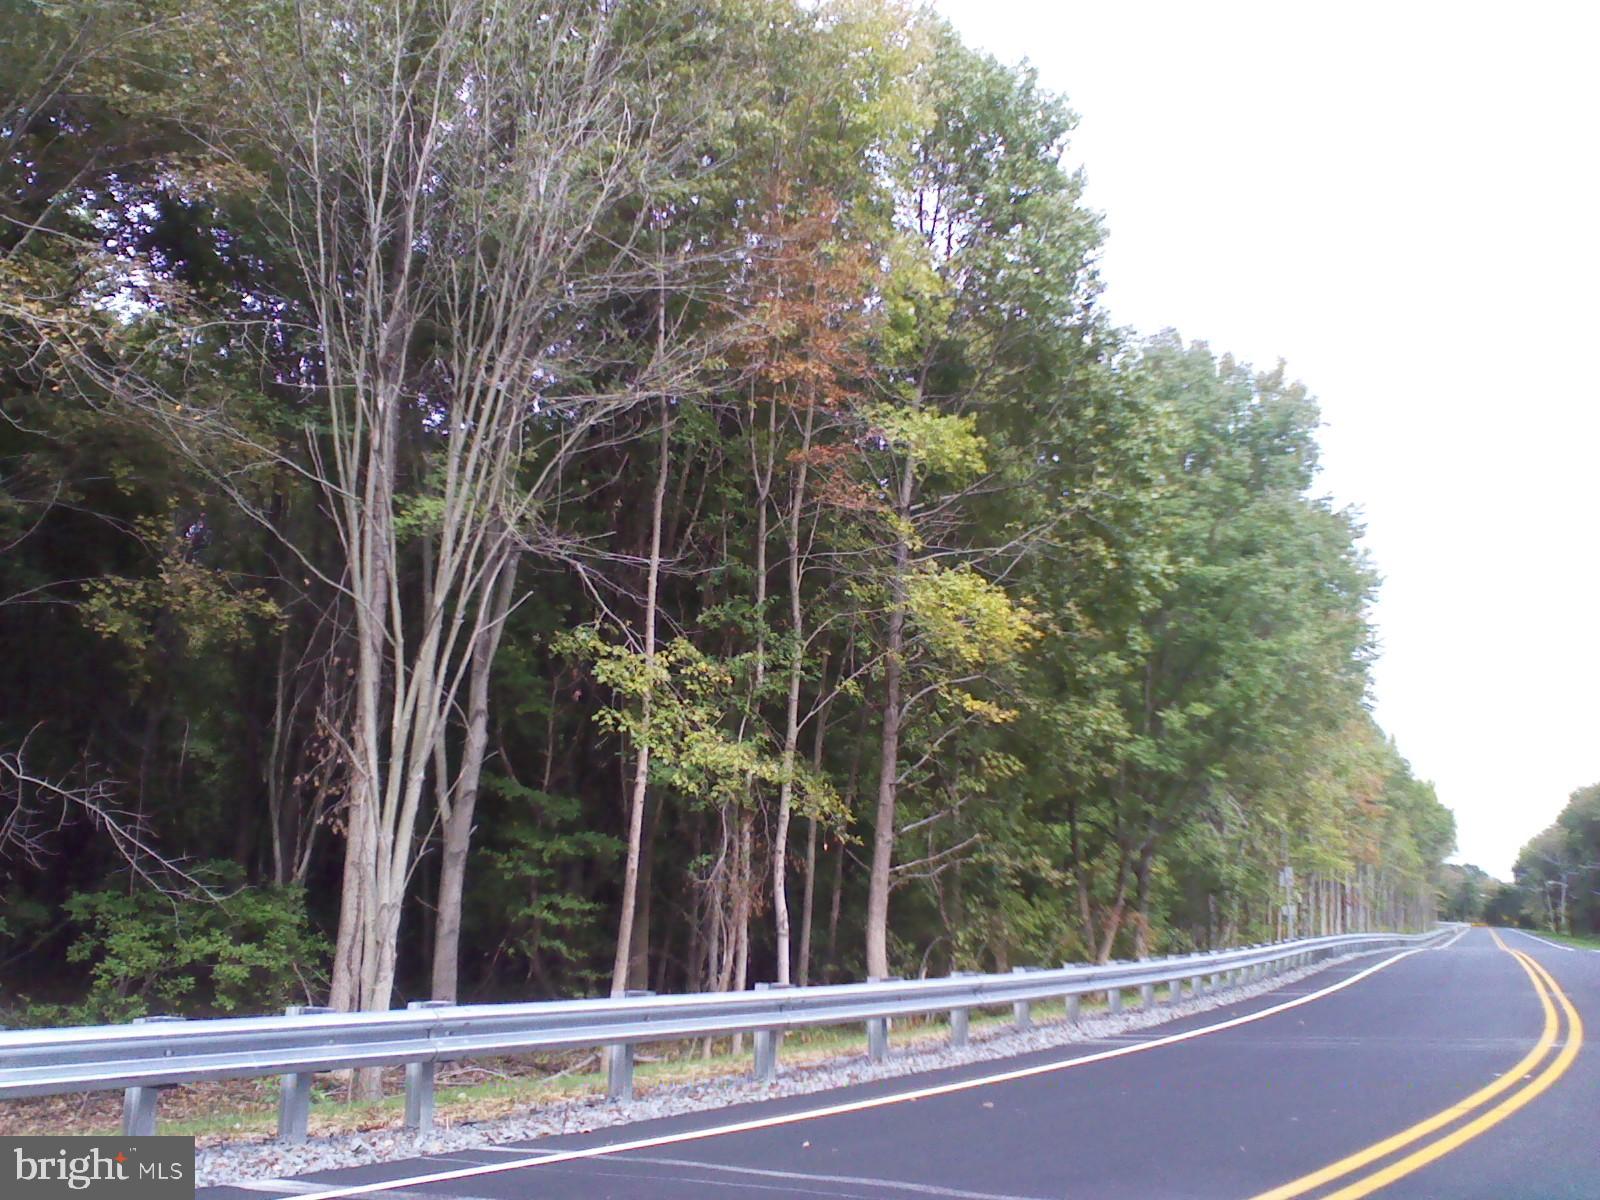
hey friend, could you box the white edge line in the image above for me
[284,948,1427,1200]
[1507,929,1578,953]
[231,1183,325,1195]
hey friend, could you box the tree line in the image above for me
[0,0,1454,1051]
[1445,784,1600,935]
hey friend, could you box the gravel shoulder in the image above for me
[195,952,1371,1188]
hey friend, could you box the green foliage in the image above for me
[80,535,283,684]
[1511,783,1600,935]
[904,563,1039,671]
[467,778,622,993]
[867,406,988,481]
[557,626,781,807]
[0,0,1463,1010]
[56,869,326,1022]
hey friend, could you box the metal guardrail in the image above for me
[0,927,1457,1140]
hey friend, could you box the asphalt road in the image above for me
[200,927,1594,1200]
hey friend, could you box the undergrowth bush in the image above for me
[43,865,327,1023]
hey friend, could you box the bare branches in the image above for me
[0,730,216,898]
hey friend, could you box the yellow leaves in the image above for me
[867,405,988,480]
[945,690,1018,724]
[904,562,1040,669]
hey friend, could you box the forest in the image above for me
[0,0,1455,1041]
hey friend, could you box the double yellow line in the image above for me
[1248,930,1582,1200]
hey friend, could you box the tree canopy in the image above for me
[0,0,1454,1034]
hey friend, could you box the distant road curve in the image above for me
[199,927,1591,1200]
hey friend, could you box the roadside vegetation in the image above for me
[1,0,1453,1080]
[1440,782,1600,937]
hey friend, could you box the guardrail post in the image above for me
[947,971,976,1048]
[404,1000,451,1135]
[606,990,654,1103]
[606,1044,635,1103]
[949,1005,970,1048]
[752,983,788,1083]
[1107,986,1122,1014]
[1168,979,1183,1003]
[122,1015,184,1136]
[1011,967,1034,1030]
[1139,982,1155,1009]
[123,1086,159,1139]
[1065,992,1081,1023]
[865,978,896,1062]
[277,1006,331,1144]
[866,1016,889,1061]
[753,1028,778,1082]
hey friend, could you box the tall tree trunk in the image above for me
[1095,841,1134,964]
[865,460,915,979]
[735,807,753,990]
[771,403,815,984]
[628,793,658,991]
[1131,843,1154,959]
[796,818,819,986]
[1068,796,1097,955]
[331,482,395,1100]
[795,654,831,987]
[824,700,867,980]
[825,833,845,979]
[610,400,671,996]
[430,549,518,1002]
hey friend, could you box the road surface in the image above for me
[200,927,1593,1199]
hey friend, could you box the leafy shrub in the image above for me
[466,777,620,996]
[58,866,327,1022]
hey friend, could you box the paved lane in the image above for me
[1370,929,1595,1199]
[201,928,1588,1200]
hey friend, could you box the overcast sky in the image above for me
[931,0,1600,878]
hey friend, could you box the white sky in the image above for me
[931,0,1600,878]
